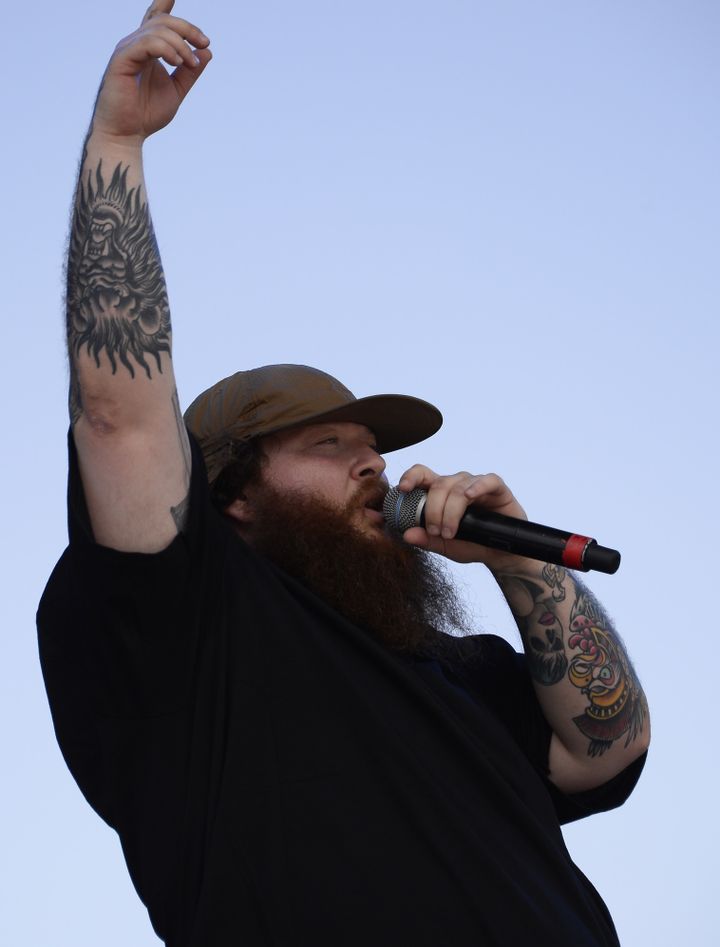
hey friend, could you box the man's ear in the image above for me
[224,495,254,526]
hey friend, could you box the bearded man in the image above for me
[38,4,649,946]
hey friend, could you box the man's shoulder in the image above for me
[442,631,521,673]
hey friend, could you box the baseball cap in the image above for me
[184,364,442,484]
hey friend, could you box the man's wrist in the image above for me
[489,555,552,580]
[84,127,145,159]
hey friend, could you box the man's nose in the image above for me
[352,446,386,480]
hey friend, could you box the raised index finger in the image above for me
[142,0,175,26]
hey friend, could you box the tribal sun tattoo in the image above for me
[67,161,171,383]
[500,568,647,757]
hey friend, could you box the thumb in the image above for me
[402,527,442,553]
[402,526,489,565]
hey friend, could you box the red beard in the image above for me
[245,481,470,655]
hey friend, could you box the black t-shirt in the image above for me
[38,434,645,947]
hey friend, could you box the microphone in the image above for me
[382,486,621,575]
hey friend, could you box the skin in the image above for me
[67,1,649,797]
[226,422,388,540]
[69,1,210,553]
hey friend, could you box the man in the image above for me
[38,3,649,946]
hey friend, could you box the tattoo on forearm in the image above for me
[566,586,648,757]
[500,567,648,757]
[542,563,566,602]
[66,160,171,396]
[500,574,568,685]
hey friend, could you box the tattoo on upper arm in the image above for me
[66,160,171,397]
[500,567,648,757]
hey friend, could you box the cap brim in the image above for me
[264,394,442,453]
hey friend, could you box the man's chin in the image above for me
[248,485,469,652]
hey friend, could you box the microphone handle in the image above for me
[418,504,621,575]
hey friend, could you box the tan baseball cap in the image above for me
[184,364,442,484]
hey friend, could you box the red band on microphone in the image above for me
[562,534,591,570]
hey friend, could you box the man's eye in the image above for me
[317,437,338,445]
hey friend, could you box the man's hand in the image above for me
[396,465,535,571]
[91,0,211,147]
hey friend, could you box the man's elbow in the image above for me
[549,711,651,794]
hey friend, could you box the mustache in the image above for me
[347,480,389,515]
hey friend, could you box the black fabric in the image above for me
[38,432,645,947]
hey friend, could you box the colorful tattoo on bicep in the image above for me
[566,588,648,757]
[500,569,647,757]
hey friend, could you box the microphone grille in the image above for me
[382,486,426,533]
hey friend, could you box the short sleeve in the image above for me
[37,431,229,820]
[448,633,647,825]
[37,432,237,923]
[42,430,221,714]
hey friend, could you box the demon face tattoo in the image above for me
[67,162,171,378]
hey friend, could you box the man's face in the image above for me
[258,420,389,538]
[227,420,468,653]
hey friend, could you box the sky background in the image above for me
[2,1,718,944]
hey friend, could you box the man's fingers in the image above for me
[140,13,210,49]
[142,0,175,26]
[397,464,437,493]
[113,16,211,75]
[396,466,467,538]
[464,472,507,500]
[396,468,517,540]
[114,32,194,71]
[423,473,474,539]
[148,23,204,67]
[402,526,433,549]
[401,526,481,565]
[171,46,212,98]
[395,467,527,564]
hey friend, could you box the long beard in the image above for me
[247,482,471,655]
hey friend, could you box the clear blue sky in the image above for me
[2,2,718,944]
